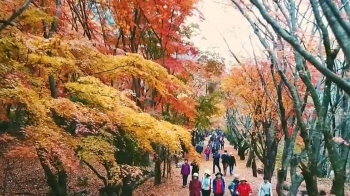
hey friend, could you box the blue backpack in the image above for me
[228,181,239,196]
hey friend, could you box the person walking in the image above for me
[189,173,201,196]
[221,150,229,176]
[213,139,220,152]
[212,151,221,174]
[228,174,240,196]
[258,176,273,196]
[212,172,225,196]
[195,144,203,154]
[228,153,237,175]
[204,145,211,161]
[201,170,212,196]
[220,137,225,150]
[190,160,199,176]
[212,142,218,154]
[181,159,191,187]
[236,177,252,196]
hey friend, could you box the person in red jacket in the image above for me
[236,177,252,196]
[189,173,201,196]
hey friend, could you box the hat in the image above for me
[204,170,210,175]
[193,173,199,177]
[234,174,239,179]
[240,177,247,182]
[229,153,233,155]
[215,172,222,176]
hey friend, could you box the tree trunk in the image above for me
[331,173,345,195]
[49,75,57,98]
[154,148,162,185]
[252,158,257,177]
[162,159,166,178]
[264,140,278,181]
[37,153,68,196]
[302,170,318,196]
[154,159,162,185]
[101,186,116,196]
[167,158,171,178]
[246,149,254,167]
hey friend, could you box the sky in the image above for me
[187,0,264,67]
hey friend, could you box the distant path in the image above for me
[134,137,267,196]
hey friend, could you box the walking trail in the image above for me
[134,138,266,196]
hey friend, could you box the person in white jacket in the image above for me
[258,176,273,196]
[201,170,212,196]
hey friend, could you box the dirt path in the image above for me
[134,138,266,196]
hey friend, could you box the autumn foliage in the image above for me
[223,62,294,136]
[0,0,206,195]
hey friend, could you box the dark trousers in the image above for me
[182,175,188,186]
[202,189,211,196]
[229,164,234,174]
[222,163,228,176]
[213,162,221,173]
[214,194,224,196]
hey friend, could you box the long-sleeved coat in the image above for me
[189,179,201,196]
[181,163,191,176]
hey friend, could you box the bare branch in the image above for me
[249,0,350,96]
[0,0,34,32]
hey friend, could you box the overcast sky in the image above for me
[187,0,264,67]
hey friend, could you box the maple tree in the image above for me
[224,0,350,195]
[0,0,203,195]
[222,61,297,181]
[189,51,226,129]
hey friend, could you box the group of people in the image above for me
[211,150,236,176]
[181,163,272,196]
[180,129,273,196]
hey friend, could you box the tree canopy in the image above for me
[0,0,219,195]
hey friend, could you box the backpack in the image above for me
[204,147,210,154]
[228,181,239,196]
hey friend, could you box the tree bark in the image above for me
[302,169,319,196]
[49,75,57,98]
[246,149,254,167]
[252,158,257,177]
[154,147,162,185]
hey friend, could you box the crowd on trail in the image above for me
[181,128,273,196]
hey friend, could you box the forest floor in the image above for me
[135,138,350,196]
[134,138,266,196]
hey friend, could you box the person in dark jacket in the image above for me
[181,159,191,187]
[195,144,203,154]
[228,153,237,175]
[191,160,199,176]
[228,174,240,196]
[212,143,217,154]
[212,151,221,174]
[221,150,229,176]
[220,138,225,150]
